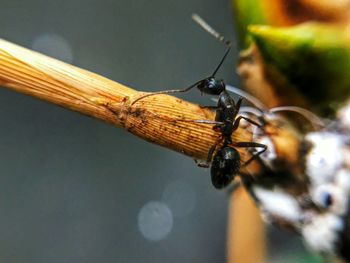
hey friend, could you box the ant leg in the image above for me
[206,144,218,164]
[232,115,263,132]
[206,135,224,163]
[269,106,325,129]
[172,106,222,124]
[213,108,225,131]
[194,159,210,168]
[231,142,267,166]
[194,136,222,168]
[130,79,204,106]
[235,97,243,110]
[225,84,267,110]
[199,105,219,110]
[174,119,223,125]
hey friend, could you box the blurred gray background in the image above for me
[0,0,319,262]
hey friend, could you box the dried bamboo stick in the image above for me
[0,38,253,161]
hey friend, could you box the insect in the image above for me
[131,14,268,189]
[204,93,267,189]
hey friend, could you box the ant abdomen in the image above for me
[210,146,241,189]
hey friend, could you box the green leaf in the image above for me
[249,23,350,114]
[232,0,267,47]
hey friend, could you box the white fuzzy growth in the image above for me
[338,103,350,129]
[253,187,301,224]
[302,214,343,256]
[305,132,345,186]
[336,169,350,193]
[251,136,277,170]
[303,134,350,258]
[258,137,276,161]
[311,183,348,215]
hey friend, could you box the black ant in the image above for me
[208,110,267,189]
[203,91,267,189]
[132,14,267,189]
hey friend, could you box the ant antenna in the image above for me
[130,14,231,106]
[191,14,230,47]
[239,106,265,117]
[191,13,231,77]
[225,85,267,110]
[270,106,325,129]
[224,85,325,129]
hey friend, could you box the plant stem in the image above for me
[0,38,254,161]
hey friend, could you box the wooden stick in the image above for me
[0,38,255,161]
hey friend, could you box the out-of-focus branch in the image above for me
[227,187,266,263]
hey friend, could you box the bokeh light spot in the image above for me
[138,201,173,241]
[32,34,73,63]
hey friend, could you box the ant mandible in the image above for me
[132,14,267,189]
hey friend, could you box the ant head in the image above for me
[197,77,225,95]
[210,146,240,189]
[191,14,231,97]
